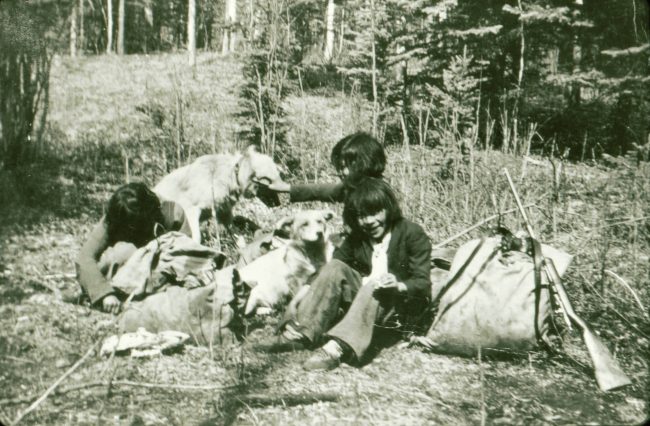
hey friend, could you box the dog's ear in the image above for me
[259,240,273,253]
[322,210,336,222]
[231,268,241,285]
[213,252,228,270]
[273,215,294,237]
[245,145,259,156]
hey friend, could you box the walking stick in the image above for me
[503,168,631,392]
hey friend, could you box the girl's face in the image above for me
[358,209,387,241]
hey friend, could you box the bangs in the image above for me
[347,189,387,216]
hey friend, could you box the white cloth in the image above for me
[362,232,391,285]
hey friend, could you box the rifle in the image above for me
[504,168,631,392]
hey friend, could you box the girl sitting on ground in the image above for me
[76,182,191,314]
[265,177,432,371]
[266,131,386,203]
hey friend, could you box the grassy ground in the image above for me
[0,52,648,425]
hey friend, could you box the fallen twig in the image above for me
[578,273,650,339]
[585,216,650,232]
[604,269,648,318]
[10,289,139,425]
[234,392,340,407]
[42,273,76,280]
[432,204,535,250]
[9,340,103,424]
[1,380,238,406]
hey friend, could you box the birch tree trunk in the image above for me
[117,0,125,55]
[188,0,196,65]
[248,0,255,45]
[106,0,113,53]
[222,0,237,54]
[370,0,378,135]
[570,1,582,106]
[324,0,335,61]
[79,0,84,55]
[70,2,77,57]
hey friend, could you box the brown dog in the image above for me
[154,146,284,243]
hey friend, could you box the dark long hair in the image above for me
[331,132,386,179]
[105,182,164,247]
[343,177,402,236]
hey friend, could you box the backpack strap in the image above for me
[531,238,555,353]
[432,238,487,307]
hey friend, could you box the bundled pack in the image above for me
[424,233,572,356]
[419,230,631,391]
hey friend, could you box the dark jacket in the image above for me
[290,182,345,203]
[76,200,191,304]
[333,218,432,303]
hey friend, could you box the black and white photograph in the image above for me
[0,0,648,424]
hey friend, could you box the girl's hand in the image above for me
[373,273,407,295]
[263,181,290,193]
[102,294,121,314]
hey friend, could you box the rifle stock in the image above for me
[503,168,631,392]
[545,260,631,391]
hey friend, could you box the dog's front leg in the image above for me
[185,206,203,243]
[212,202,235,250]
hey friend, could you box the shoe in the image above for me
[251,334,307,353]
[303,348,341,371]
[61,288,84,304]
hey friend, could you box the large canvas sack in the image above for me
[424,236,573,356]
[120,267,244,346]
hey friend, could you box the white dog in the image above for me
[237,209,336,315]
[155,146,284,243]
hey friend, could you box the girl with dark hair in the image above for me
[265,131,387,203]
[265,177,432,371]
[76,182,191,313]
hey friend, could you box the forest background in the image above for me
[0,0,649,424]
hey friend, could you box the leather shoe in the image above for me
[303,348,341,371]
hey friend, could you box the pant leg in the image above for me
[326,283,384,359]
[285,259,362,345]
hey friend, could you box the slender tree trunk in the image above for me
[143,0,153,52]
[188,0,196,65]
[248,0,255,46]
[117,0,125,55]
[222,0,236,54]
[517,0,525,89]
[338,7,345,56]
[513,0,525,150]
[369,0,378,135]
[570,1,582,107]
[324,0,336,61]
[570,35,581,106]
[106,0,113,53]
[70,2,78,57]
[79,0,84,55]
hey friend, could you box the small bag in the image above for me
[422,233,573,356]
